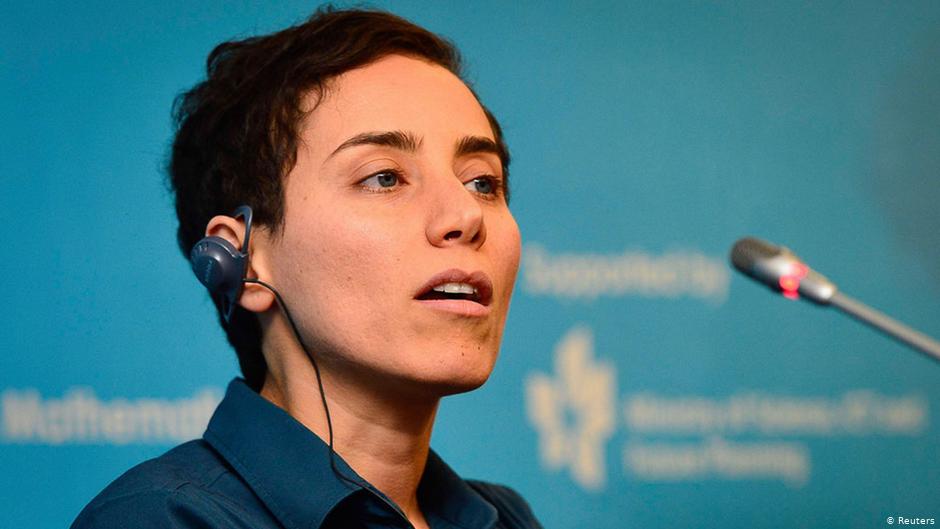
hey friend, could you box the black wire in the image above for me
[242,278,364,490]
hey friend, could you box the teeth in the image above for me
[432,282,477,295]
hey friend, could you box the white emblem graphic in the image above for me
[525,326,617,490]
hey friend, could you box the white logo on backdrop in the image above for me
[522,243,729,303]
[1,387,221,445]
[525,326,930,491]
[525,326,617,490]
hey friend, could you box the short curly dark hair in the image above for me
[168,7,510,391]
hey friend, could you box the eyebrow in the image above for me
[328,130,422,159]
[327,130,504,164]
[455,135,504,161]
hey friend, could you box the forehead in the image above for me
[303,54,495,151]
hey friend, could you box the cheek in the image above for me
[277,205,408,323]
[269,218,396,368]
[494,213,522,287]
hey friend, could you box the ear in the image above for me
[205,215,276,314]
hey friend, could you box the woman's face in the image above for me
[261,54,521,398]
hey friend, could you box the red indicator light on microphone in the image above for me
[779,275,801,300]
[779,276,800,292]
[776,261,807,300]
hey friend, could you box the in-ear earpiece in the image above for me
[189,205,254,321]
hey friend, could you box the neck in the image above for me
[259,327,439,527]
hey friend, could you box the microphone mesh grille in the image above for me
[730,237,781,272]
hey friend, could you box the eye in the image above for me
[465,176,501,198]
[360,169,404,191]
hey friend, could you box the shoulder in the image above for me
[71,440,271,529]
[466,480,544,529]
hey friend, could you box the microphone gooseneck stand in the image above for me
[827,291,940,363]
[730,236,940,364]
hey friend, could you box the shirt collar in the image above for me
[204,378,498,529]
[421,450,498,529]
[204,378,360,529]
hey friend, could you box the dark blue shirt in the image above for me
[71,379,541,529]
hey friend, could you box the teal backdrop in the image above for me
[2,2,938,528]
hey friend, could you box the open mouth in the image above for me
[416,282,484,303]
[414,269,493,307]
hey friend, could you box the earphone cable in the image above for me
[242,278,364,490]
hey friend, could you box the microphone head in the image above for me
[730,237,785,274]
[729,236,837,304]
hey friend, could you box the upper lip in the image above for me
[414,268,494,306]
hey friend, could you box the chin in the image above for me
[430,370,493,397]
[403,350,499,399]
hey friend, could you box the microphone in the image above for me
[730,237,836,304]
[729,236,940,363]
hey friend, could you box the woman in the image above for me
[73,7,541,529]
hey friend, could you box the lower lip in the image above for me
[414,299,491,317]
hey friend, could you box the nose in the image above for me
[425,175,486,249]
